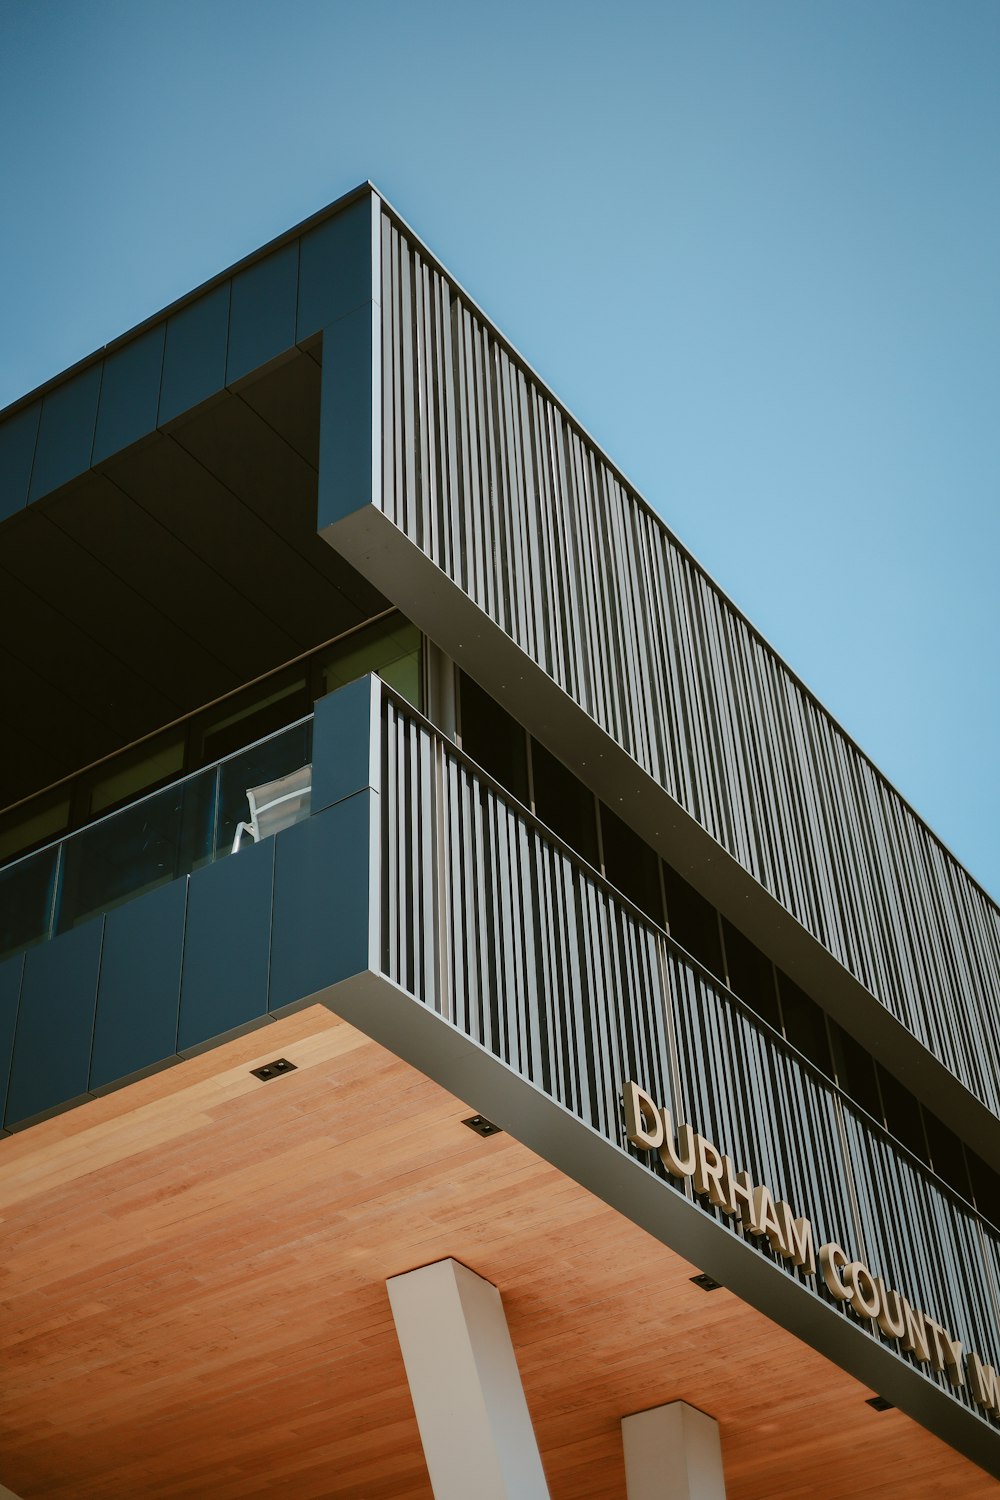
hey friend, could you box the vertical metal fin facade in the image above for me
[378,209,1000,1118]
[381,693,1000,1416]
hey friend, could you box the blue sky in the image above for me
[1,0,997,897]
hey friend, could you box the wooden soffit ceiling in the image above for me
[0,1007,993,1499]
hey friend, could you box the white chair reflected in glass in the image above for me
[231,766,312,853]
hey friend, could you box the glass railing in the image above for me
[0,717,313,964]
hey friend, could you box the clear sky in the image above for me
[1,0,997,899]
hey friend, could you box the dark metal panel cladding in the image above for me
[28,362,103,503]
[379,694,1000,1412]
[0,402,40,522]
[226,242,299,387]
[158,282,232,427]
[176,837,273,1051]
[89,877,187,1090]
[5,917,104,1126]
[0,953,24,1122]
[311,674,379,813]
[92,324,165,466]
[268,794,372,1012]
[378,211,1000,1118]
[297,194,373,342]
[318,304,377,530]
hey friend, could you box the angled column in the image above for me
[386,1257,550,1500]
[622,1401,727,1500]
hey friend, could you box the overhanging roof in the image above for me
[0,1006,991,1499]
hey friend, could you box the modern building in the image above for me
[0,183,997,1499]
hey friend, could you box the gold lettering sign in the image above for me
[621,1081,999,1416]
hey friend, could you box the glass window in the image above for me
[721,918,781,1031]
[875,1063,928,1162]
[458,673,529,804]
[319,616,422,709]
[0,792,71,864]
[379,649,422,708]
[198,676,310,765]
[826,1020,882,1120]
[967,1150,1000,1231]
[923,1111,971,1201]
[88,734,185,816]
[530,739,599,866]
[777,971,832,1076]
[663,864,724,979]
[600,804,663,923]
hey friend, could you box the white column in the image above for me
[387,1257,550,1500]
[622,1401,727,1500]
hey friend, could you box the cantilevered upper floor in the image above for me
[1,183,997,1163]
[1,184,1000,1483]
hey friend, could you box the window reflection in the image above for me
[56,773,217,934]
[0,847,58,961]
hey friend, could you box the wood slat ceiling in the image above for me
[0,349,387,813]
[0,1008,993,1499]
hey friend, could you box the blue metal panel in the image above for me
[176,839,273,1052]
[297,194,373,341]
[5,918,104,1127]
[317,301,374,529]
[158,283,231,426]
[268,793,372,1012]
[0,403,40,523]
[226,243,298,386]
[28,363,103,502]
[89,878,187,1090]
[312,674,379,813]
[92,325,165,465]
[0,953,24,1122]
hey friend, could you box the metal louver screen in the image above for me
[378,209,1000,1119]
